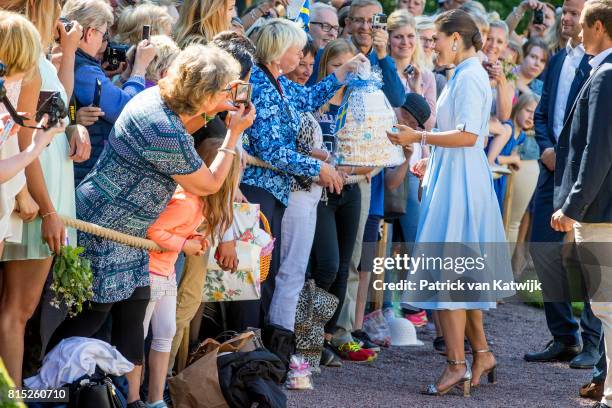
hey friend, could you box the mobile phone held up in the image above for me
[92,79,102,108]
[142,25,151,41]
[232,83,252,106]
[372,13,387,30]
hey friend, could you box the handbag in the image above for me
[203,241,262,302]
[384,177,408,220]
[68,369,124,408]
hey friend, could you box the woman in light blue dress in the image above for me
[387,9,512,398]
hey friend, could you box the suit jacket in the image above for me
[553,53,612,223]
[533,48,591,154]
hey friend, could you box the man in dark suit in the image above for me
[551,1,612,406]
[525,0,604,372]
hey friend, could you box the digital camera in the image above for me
[103,43,129,71]
[372,13,387,30]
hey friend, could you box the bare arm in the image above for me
[56,20,82,100]
[17,70,66,253]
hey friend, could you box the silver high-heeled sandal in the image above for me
[422,359,472,397]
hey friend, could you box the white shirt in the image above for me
[589,47,612,74]
[552,41,586,140]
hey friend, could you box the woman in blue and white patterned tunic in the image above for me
[47,44,255,406]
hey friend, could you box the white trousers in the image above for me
[574,222,612,406]
[143,274,177,353]
[268,186,323,331]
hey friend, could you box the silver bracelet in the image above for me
[218,147,237,156]
[420,130,427,147]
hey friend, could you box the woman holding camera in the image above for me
[387,10,512,397]
[61,0,156,186]
[47,44,254,407]
[482,20,515,122]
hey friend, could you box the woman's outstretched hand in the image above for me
[335,53,369,83]
[386,124,420,147]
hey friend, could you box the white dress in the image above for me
[0,80,26,243]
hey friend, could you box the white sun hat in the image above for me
[388,317,424,347]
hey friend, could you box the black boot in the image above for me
[262,323,296,380]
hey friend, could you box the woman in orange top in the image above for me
[141,138,240,408]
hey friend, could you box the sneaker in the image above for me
[127,401,147,408]
[405,310,428,327]
[336,341,377,362]
[145,401,168,408]
[351,330,381,352]
[321,341,343,367]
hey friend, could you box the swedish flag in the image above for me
[297,0,310,31]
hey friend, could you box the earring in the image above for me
[452,41,458,52]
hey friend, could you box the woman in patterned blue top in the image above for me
[237,18,367,331]
[48,44,255,406]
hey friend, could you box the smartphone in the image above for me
[142,25,151,41]
[533,9,544,25]
[232,83,252,106]
[372,13,387,30]
[92,79,102,108]
[403,64,415,76]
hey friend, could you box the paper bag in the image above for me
[169,332,256,408]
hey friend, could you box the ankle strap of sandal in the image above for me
[472,349,491,353]
[446,359,466,365]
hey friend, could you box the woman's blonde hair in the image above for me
[317,38,356,82]
[196,137,239,246]
[255,18,307,65]
[158,44,240,116]
[174,0,233,47]
[126,34,180,83]
[114,3,173,46]
[2,0,59,49]
[388,9,426,73]
[62,0,114,31]
[0,11,41,78]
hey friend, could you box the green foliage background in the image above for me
[380,0,564,20]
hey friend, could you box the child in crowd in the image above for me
[141,138,241,408]
[487,92,540,211]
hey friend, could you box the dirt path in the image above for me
[287,303,596,408]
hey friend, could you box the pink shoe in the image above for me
[405,310,428,327]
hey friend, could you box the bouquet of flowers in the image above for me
[50,245,94,318]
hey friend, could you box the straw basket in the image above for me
[259,211,272,282]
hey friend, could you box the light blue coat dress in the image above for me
[403,57,514,310]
